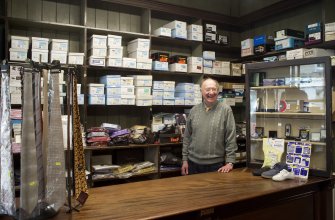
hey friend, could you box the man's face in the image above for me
[201,79,218,106]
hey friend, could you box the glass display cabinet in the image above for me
[245,57,333,177]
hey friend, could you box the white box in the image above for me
[127,38,150,52]
[241,39,254,49]
[184,98,195,105]
[205,33,216,42]
[163,91,175,99]
[128,50,149,59]
[50,50,67,64]
[31,49,48,63]
[286,48,305,60]
[231,63,242,76]
[153,81,164,90]
[121,86,135,96]
[88,94,105,105]
[107,47,123,58]
[304,48,335,58]
[175,83,194,92]
[205,24,216,33]
[90,48,107,57]
[90,34,107,48]
[132,75,153,86]
[9,48,28,61]
[171,28,187,39]
[325,22,335,32]
[121,77,134,86]
[187,64,203,73]
[163,81,175,91]
[135,87,151,97]
[152,90,163,98]
[50,39,69,52]
[88,83,105,95]
[31,37,49,50]
[122,57,136,68]
[187,57,203,65]
[136,58,152,70]
[153,27,172,37]
[163,99,175,105]
[136,99,153,106]
[175,92,194,99]
[106,58,122,67]
[152,98,163,105]
[120,97,135,105]
[152,61,169,71]
[11,36,29,49]
[213,67,223,75]
[163,20,187,30]
[106,87,121,96]
[325,32,335,41]
[187,24,203,33]
[203,51,215,60]
[10,94,22,104]
[108,35,122,47]
[187,32,203,41]
[175,97,185,105]
[203,60,213,68]
[68,52,85,65]
[106,96,122,105]
[89,56,105,66]
[222,67,231,76]
[169,63,187,72]
[203,67,213,74]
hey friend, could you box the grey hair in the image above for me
[200,77,219,90]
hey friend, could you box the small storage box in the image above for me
[68,52,85,65]
[50,39,69,52]
[50,50,67,64]
[89,56,105,66]
[31,49,48,63]
[9,48,28,61]
[31,37,49,50]
[11,36,29,49]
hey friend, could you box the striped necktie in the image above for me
[73,74,88,201]
[0,64,16,217]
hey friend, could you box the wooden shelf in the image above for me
[86,65,151,74]
[251,138,326,146]
[87,27,150,40]
[85,142,182,151]
[151,36,201,48]
[251,85,298,90]
[252,112,325,116]
[92,170,158,182]
[7,17,85,32]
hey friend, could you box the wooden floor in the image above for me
[50,168,332,220]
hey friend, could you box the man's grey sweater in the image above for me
[182,101,237,165]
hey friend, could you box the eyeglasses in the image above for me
[203,88,218,92]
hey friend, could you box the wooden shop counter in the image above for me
[53,168,334,220]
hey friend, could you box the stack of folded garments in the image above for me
[86,127,111,146]
[109,129,131,146]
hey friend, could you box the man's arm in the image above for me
[224,108,238,164]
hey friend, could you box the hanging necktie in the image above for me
[20,66,39,217]
[45,65,66,212]
[32,66,45,203]
[0,64,16,217]
[73,73,88,201]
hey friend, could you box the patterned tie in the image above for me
[73,73,88,201]
[32,66,45,202]
[0,64,16,217]
[45,66,66,212]
[20,66,39,216]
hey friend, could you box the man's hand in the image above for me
[181,161,189,175]
[218,163,233,173]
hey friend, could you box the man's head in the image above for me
[201,78,219,107]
